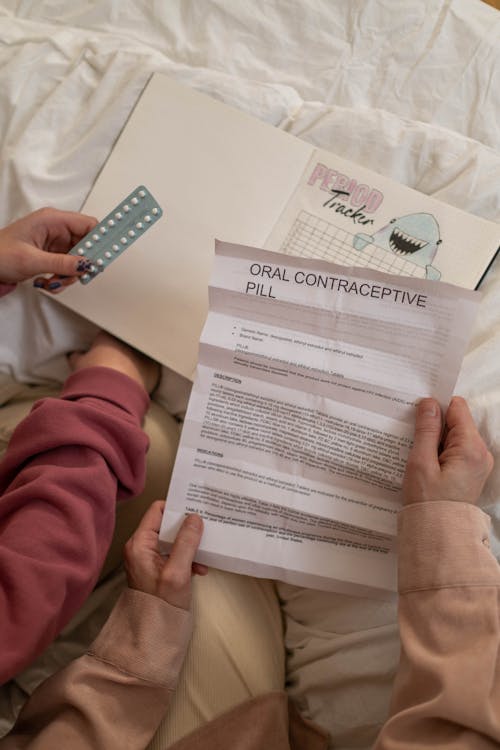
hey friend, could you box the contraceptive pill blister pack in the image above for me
[70,185,163,284]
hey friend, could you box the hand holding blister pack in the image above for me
[36,186,162,292]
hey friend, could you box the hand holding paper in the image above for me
[159,241,481,596]
[125,500,207,611]
[403,397,494,506]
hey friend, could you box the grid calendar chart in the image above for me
[281,211,427,278]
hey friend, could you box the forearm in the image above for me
[375,501,500,749]
[0,589,192,750]
[0,368,150,683]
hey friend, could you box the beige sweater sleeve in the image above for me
[375,500,500,749]
[0,588,192,750]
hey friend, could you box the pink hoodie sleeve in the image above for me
[0,367,150,684]
[375,501,500,748]
[0,589,193,750]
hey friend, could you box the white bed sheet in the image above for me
[0,1,498,744]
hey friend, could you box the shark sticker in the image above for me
[353,212,442,280]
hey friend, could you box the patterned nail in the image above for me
[77,260,92,272]
[48,281,62,290]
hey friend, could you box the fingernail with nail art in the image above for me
[77,260,92,272]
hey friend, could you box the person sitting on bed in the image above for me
[0,207,171,685]
[0,395,497,749]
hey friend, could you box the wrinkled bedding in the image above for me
[0,0,499,744]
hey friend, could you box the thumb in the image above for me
[410,398,442,467]
[167,515,204,572]
[157,514,204,609]
[26,246,84,278]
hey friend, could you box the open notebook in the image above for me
[54,74,500,380]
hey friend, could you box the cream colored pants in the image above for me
[148,576,398,750]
